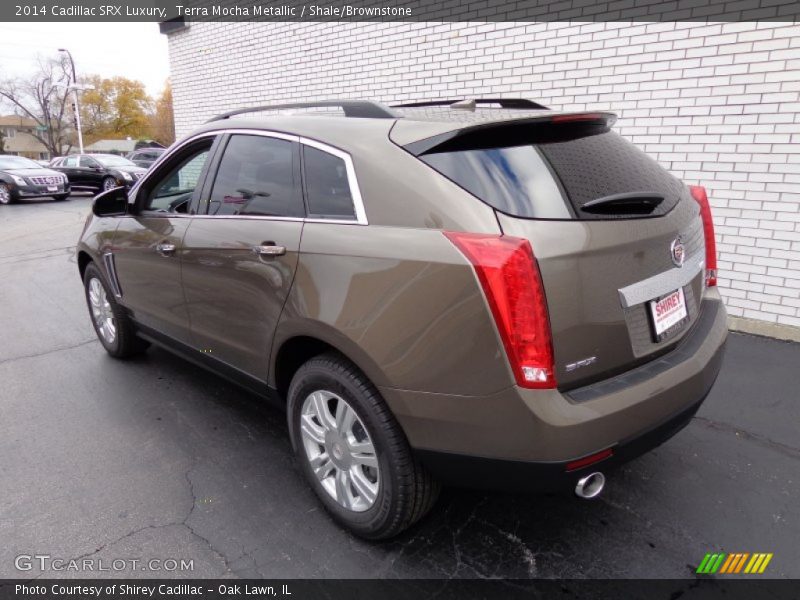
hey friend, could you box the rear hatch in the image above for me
[398,113,707,390]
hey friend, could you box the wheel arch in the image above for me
[77,250,93,279]
[270,324,389,405]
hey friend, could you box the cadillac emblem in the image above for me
[671,236,685,268]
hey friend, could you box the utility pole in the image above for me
[58,48,84,154]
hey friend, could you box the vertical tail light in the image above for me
[689,185,718,287]
[443,232,556,389]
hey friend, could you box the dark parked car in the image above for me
[76,99,726,539]
[50,154,146,193]
[0,155,70,204]
[126,147,166,169]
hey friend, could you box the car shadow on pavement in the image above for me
[107,344,728,579]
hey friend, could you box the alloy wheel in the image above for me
[0,184,10,204]
[103,178,117,191]
[88,278,116,344]
[300,390,380,512]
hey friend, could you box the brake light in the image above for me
[551,113,602,122]
[689,185,718,287]
[444,232,556,389]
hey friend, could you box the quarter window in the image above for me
[208,135,301,218]
[303,146,356,219]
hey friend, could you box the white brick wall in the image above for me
[166,21,800,328]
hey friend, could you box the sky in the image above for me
[0,22,170,98]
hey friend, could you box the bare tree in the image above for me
[0,54,75,157]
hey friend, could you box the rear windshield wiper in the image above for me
[580,192,664,215]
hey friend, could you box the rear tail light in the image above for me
[689,185,718,287]
[443,232,556,389]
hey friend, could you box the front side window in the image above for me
[303,146,356,219]
[80,156,99,168]
[63,156,78,167]
[145,142,212,212]
[207,135,301,218]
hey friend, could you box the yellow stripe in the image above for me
[734,553,749,573]
[720,554,736,574]
[744,554,760,574]
[758,553,773,574]
[750,554,766,574]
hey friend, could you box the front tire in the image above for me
[83,262,148,358]
[0,183,14,205]
[288,353,439,540]
[101,177,118,192]
[52,194,69,201]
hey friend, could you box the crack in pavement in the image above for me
[0,339,98,366]
[37,462,239,579]
[692,415,800,459]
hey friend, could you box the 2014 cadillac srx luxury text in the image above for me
[76,99,727,539]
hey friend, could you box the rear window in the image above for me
[420,130,682,220]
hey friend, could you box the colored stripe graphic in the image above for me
[758,554,773,573]
[697,552,772,575]
[734,553,749,573]
[719,554,736,574]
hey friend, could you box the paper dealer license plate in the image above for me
[649,288,689,341]
[47,185,58,192]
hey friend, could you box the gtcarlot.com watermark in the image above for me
[15,554,194,573]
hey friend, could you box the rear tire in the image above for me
[83,262,148,358]
[288,353,439,540]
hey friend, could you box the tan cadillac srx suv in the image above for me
[76,99,727,539]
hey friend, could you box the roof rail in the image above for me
[393,98,549,110]
[206,100,398,122]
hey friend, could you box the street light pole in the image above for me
[58,48,84,154]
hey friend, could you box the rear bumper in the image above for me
[380,291,727,491]
[415,390,708,493]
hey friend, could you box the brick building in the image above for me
[163,21,800,335]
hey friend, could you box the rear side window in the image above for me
[303,146,356,219]
[420,130,682,220]
[208,135,302,218]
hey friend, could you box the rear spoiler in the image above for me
[403,112,617,156]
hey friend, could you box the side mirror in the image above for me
[93,187,128,217]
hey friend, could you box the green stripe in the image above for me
[710,553,727,574]
[696,554,713,574]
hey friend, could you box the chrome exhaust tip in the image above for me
[575,472,605,499]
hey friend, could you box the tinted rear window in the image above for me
[420,130,681,220]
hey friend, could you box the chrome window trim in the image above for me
[129,128,368,226]
[299,136,367,225]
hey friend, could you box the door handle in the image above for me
[156,242,176,257]
[252,243,286,257]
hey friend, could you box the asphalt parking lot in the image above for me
[1,194,799,579]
